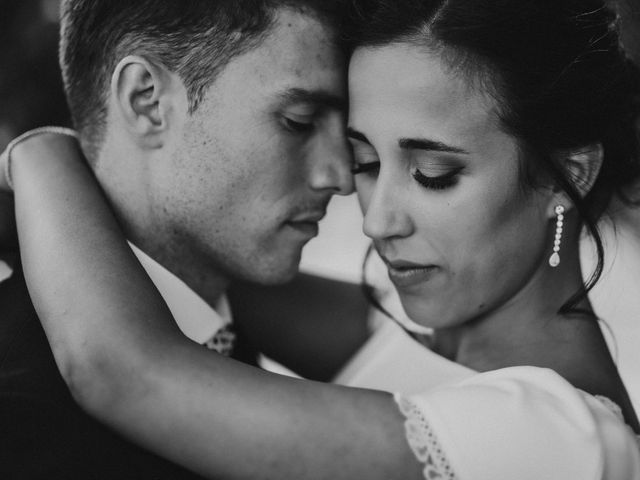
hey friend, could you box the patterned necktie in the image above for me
[203,323,237,356]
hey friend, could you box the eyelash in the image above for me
[351,161,461,191]
[351,161,379,175]
[282,116,314,133]
[411,167,461,190]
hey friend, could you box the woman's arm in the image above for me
[8,134,421,480]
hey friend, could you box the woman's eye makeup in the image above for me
[352,160,463,191]
[351,161,380,175]
[348,132,465,190]
[349,140,380,175]
[411,166,463,190]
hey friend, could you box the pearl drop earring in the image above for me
[549,205,565,268]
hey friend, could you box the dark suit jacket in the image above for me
[0,252,208,480]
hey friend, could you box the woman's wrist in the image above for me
[0,127,79,191]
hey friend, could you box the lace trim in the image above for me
[592,395,640,448]
[394,393,458,480]
[593,395,624,421]
[203,323,236,356]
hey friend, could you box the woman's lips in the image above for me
[385,260,439,289]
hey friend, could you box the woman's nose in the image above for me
[361,175,413,241]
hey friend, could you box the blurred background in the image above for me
[0,0,71,150]
[1,0,640,404]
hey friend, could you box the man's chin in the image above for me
[254,252,302,285]
[258,262,300,285]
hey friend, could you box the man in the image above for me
[0,1,363,478]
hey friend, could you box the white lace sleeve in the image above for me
[394,393,458,480]
[393,368,640,480]
[592,395,640,451]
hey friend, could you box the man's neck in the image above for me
[430,245,599,373]
[92,145,229,307]
[126,230,230,307]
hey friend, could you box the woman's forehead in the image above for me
[348,44,501,149]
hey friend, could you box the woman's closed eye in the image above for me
[351,161,380,175]
[349,139,380,176]
[411,166,463,190]
[353,161,463,191]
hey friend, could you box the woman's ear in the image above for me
[110,56,187,148]
[546,143,603,216]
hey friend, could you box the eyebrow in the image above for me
[347,128,469,155]
[398,138,469,155]
[278,88,347,112]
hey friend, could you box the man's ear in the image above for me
[110,55,187,148]
[546,143,603,217]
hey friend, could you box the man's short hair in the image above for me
[59,0,346,161]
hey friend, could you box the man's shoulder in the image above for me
[0,250,208,480]
[0,251,40,354]
[0,250,67,392]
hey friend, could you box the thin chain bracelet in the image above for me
[1,126,78,191]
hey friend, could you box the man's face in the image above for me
[153,9,353,284]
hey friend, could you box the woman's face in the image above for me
[349,44,553,328]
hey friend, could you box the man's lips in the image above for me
[285,220,320,238]
[288,210,327,223]
[284,210,326,238]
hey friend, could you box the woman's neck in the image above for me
[430,242,599,374]
[428,243,640,430]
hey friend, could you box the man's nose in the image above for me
[308,137,354,196]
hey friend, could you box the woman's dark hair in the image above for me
[349,0,640,314]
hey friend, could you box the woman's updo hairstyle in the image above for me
[349,0,640,313]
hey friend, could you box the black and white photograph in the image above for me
[1,1,640,478]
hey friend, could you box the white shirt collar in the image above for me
[129,242,232,344]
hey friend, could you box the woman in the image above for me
[3,0,640,478]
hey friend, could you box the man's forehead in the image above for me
[221,12,347,107]
[200,8,347,112]
[251,8,343,71]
